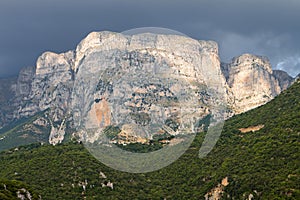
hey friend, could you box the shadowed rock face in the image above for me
[273,70,294,90]
[0,77,17,128]
[0,31,295,143]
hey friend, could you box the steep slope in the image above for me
[0,80,299,199]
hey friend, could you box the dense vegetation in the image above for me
[0,81,299,199]
[0,179,40,200]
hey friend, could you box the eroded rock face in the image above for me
[0,31,295,144]
[0,77,17,128]
[224,54,282,114]
[71,32,226,142]
[273,70,294,90]
[16,51,75,122]
[0,66,36,128]
[15,66,35,97]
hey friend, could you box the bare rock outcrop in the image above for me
[224,54,282,114]
[205,177,229,200]
[10,51,75,128]
[273,70,294,91]
[0,77,17,128]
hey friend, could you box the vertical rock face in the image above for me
[223,54,282,114]
[0,77,17,128]
[16,51,75,122]
[0,31,295,143]
[273,70,294,91]
[15,66,35,97]
[71,32,226,142]
[0,66,35,127]
[12,66,35,117]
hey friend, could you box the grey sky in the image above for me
[0,0,299,77]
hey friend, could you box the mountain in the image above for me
[0,31,295,149]
[273,69,294,90]
[222,54,282,114]
[295,73,300,81]
[0,78,299,199]
[0,77,17,128]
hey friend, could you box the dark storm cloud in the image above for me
[0,0,299,77]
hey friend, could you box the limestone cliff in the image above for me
[21,51,75,120]
[273,70,294,91]
[0,31,295,144]
[0,77,17,128]
[71,32,225,142]
[223,54,282,114]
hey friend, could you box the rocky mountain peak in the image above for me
[224,53,281,114]
[36,51,75,75]
[272,70,294,90]
[76,31,117,53]
[231,53,273,74]
[74,31,118,71]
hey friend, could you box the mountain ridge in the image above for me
[0,31,295,147]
